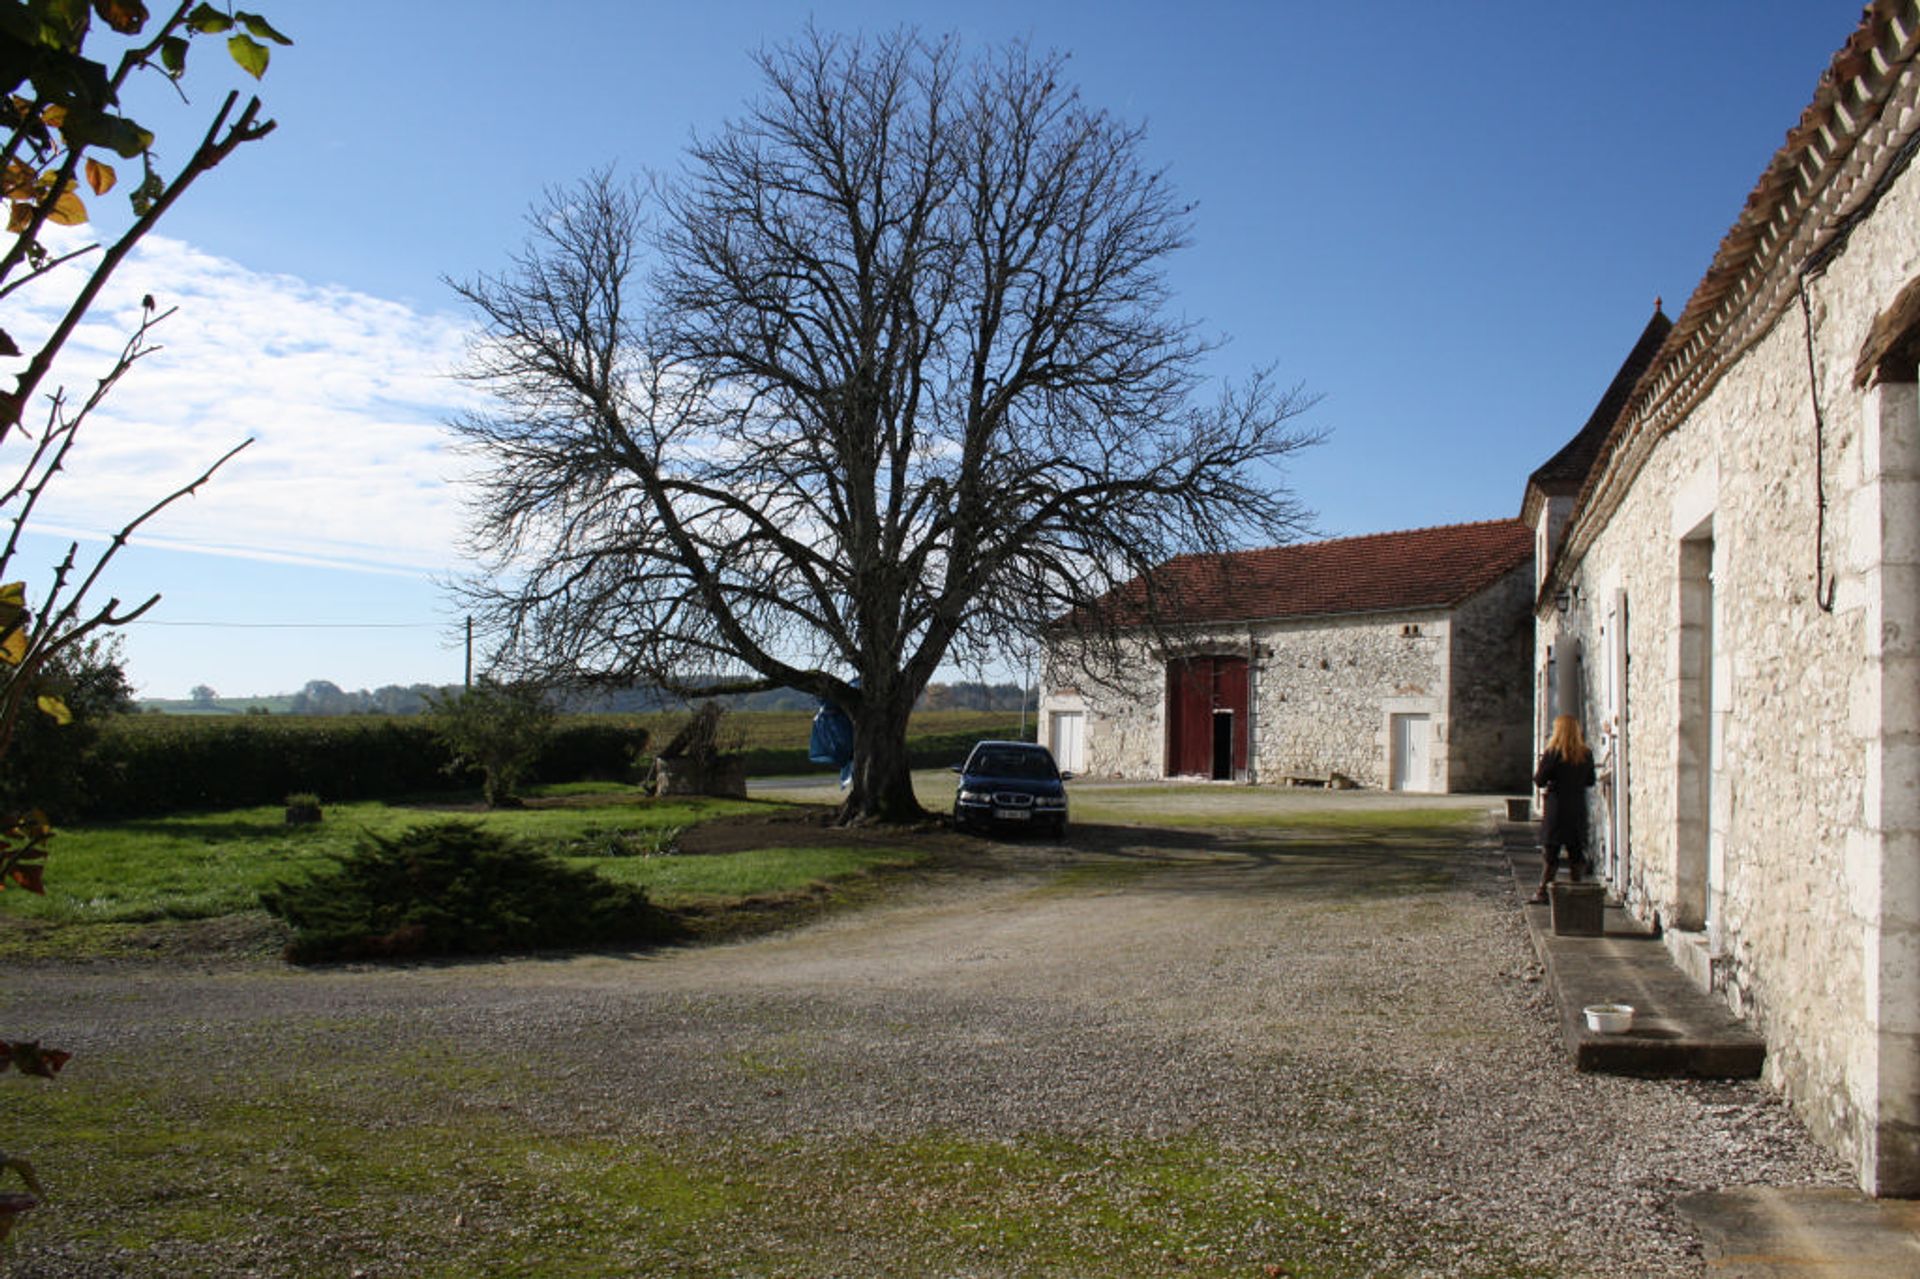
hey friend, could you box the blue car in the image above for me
[952,740,1071,837]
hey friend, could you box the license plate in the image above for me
[993,808,1031,820]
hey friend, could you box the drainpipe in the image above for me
[1246,625,1259,786]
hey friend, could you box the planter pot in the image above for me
[1550,881,1605,936]
[1584,1003,1635,1034]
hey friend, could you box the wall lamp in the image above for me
[1554,585,1579,615]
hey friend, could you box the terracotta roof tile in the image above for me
[1108,519,1533,626]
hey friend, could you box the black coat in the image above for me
[1534,749,1596,847]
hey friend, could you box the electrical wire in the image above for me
[127,620,442,629]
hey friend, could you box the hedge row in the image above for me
[77,716,650,818]
[57,711,1029,819]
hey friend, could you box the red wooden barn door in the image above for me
[1166,656,1249,779]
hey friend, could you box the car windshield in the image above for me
[970,747,1055,779]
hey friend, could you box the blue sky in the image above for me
[24,0,1866,697]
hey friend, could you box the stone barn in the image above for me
[1041,520,1534,793]
[1534,0,1920,1196]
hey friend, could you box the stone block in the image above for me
[655,754,748,798]
[1877,477,1920,566]
[1849,827,1883,921]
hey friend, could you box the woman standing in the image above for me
[1531,714,1597,904]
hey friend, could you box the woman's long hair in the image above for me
[1546,714,1591,764]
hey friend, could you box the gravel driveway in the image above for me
[1,813,1847,1276]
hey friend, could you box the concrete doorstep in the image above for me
[1502,830,1763,1078]
[1672,1188,1920,1277]
[1497,819,1920,1276]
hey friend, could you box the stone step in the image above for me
[1506,847,1765,1079]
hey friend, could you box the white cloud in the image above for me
[7,232,486,575]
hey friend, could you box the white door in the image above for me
[1390,713,1432,792]
[1048,710,1086,773]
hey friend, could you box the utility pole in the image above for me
[1020,643,1033,741]
[464,615,473,690]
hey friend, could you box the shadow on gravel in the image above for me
[1059,820,1488,899]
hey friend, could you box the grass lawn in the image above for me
[0,789,927,958]
[590,844,923,906]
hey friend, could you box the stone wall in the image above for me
[1447,564,1535,792]
[1045,582,1533,793]
[1549,148,1920,1194]
[1251,612,1447,788]
[1042,638,1166,780]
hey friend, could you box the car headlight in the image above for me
[957,789,991,804]
[1035,795,1067,809]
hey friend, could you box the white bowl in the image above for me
[1585,1003,1635,1034]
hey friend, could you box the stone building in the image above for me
[1535,0,1920,1196]
[1040,520,1534,793]
[1526,306,1673,744]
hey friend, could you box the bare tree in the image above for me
[452,28,1319,824]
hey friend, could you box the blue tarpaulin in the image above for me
[809,681,857,788]
[809,700,853,767]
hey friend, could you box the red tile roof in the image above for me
[1107,520,1533,626]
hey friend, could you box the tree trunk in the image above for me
[837,694,924,824]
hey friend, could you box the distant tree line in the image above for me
[913,682,1033,713]
[285,680,446,716]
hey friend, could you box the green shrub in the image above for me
[0,634,137,820]
[427,679,557,808]
[259,821,679,962]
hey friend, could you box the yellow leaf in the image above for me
[45,189,87,227]
[227,33,270,80]
[84,157,115,196]
[0,629,26,666]
[39,104,65,131]
[1,161,34,200]
[34,696,70,726]
[6,202,30,234]
[0,583,23,608]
